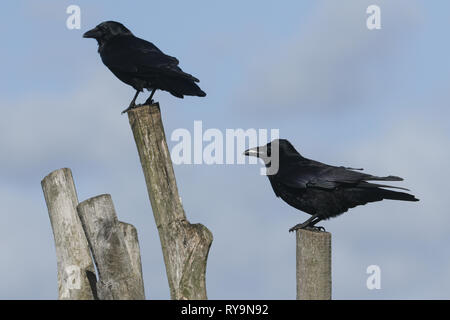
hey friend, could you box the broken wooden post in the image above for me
[77,194,145,300]
[41,168,97,300]
[128,103,213,300]
[120,221,145,298]
[296,229,331,300]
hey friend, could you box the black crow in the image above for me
[83,21,206,113]
[244,139,419,232]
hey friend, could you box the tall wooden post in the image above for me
[296,229,331,300]
[77,194,146,300]
[127,103,213,300]
[41,168,97,300]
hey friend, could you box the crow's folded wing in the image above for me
[101,36,198,81]
[277,160,404,190]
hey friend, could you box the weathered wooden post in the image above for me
[120,221,145,296]
[296,229,331,300]
[127,103,213,300]
[41,168,97,300]
[77,194,145,300]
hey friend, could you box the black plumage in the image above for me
[244,139,419,232]
[83,21,206,113]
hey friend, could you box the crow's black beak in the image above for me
[83,27,101,39]
[244,146,259,157]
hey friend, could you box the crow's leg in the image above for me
[308,217,326,232]
[289,214,321,232]
[121,90,141,114]
[144,89,157,105]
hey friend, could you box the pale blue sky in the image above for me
[1,0,449,299]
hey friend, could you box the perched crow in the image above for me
[244,139,419,232]
[83,21,206,113]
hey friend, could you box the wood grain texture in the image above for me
[41,168,97,300]
[77,194,145,300]
[296,229,331,300]
[128,103,213,300]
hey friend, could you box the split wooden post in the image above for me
[41,168,97,300]
[127,103,213,300]
[77,194,145,300]
[296,229,332,300]
[120,221,145,298]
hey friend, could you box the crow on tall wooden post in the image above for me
[83,21,206,113]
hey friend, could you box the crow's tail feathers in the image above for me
[358,181,410,191]
[378,188,419,202]
[356,180,419,202]
[168,78,206,98]
[366,175,404,182]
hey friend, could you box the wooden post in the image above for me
[120,221,145,298]
[296,229,331,300]
[41,168,97,300]
[128,103,213,300]
[77,194,146,300]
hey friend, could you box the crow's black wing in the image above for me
[277,159,404,190]
[101,36,198,81]
[275,160,326,189]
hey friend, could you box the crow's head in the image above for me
[83,21,133,46]
[244,139,301,174]
[244,139,298,159]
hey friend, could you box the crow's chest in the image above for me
[269,179,313,214]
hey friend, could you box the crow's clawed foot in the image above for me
[307,226,326,232]
[121,101,158,114]
[289,224,326,233]
[122,103,151,114]
[144,98,155,106]
[121,104,138,114]
[289,223,307,233]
